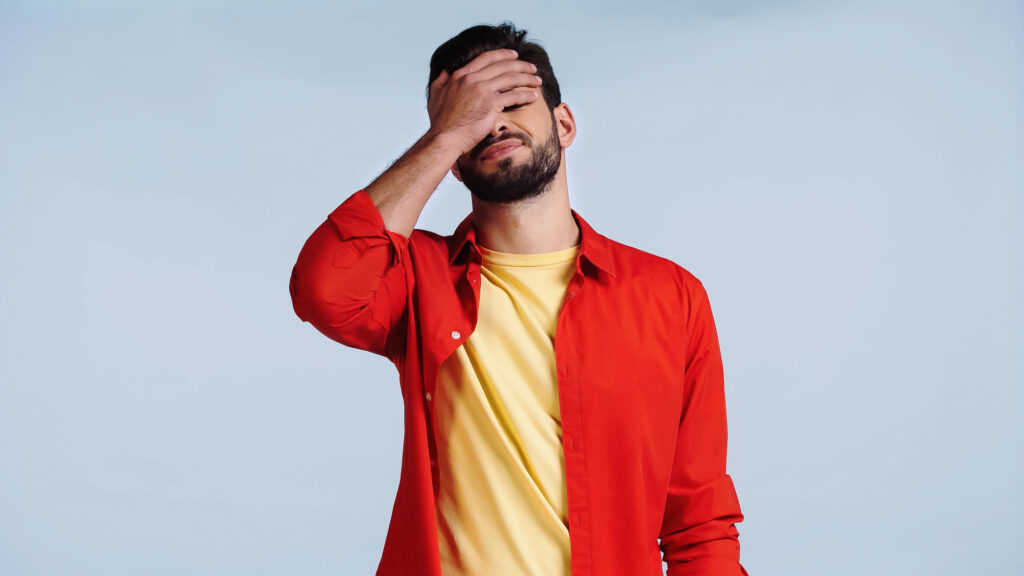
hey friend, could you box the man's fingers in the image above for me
[451,48,520,79]
[486,72,542,95]
[467,58,537,85]
[498,89,540,109]
[431,68,449,89]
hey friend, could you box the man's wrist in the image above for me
[421,128,467,164]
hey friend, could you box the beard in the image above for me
[456,115,562,205]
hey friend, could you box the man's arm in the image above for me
[360,47,544,238]
[287,186,411,361]
[288,49,543,359]
[659,274,748,576]
[287,130,463,360]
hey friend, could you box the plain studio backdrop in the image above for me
[1,0,1020,574]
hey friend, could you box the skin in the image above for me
[362,49,580,256]
[450,107,563,207]
[450,89,578,254]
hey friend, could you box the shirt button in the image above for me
[425,392,432,401]
[451,330,461,340]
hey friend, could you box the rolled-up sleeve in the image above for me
[659,275,748,576]
[289,189,411,362]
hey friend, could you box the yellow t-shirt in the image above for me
[435,241,580,576]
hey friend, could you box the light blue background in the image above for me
[2,1,1021,574]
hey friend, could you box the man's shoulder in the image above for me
[405,226,451,255]
[602,233,704,290]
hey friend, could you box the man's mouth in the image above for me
[479,138,523,160]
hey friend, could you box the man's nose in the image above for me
[489,115,510,138]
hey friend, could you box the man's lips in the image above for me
[479,139,523,160]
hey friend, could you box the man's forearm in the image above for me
[364,129,463,238]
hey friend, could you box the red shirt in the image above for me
[289,189,748,576]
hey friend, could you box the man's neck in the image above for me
[470,173,580,255]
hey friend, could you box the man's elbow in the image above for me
[660,517,746,576]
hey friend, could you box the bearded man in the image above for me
[289,21,748,576]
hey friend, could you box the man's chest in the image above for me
[415,267,688,425]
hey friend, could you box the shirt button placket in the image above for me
[561,363,577,453]
[434,330,462,402]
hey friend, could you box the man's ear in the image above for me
[451,161,463,182]
[554,102,577,149]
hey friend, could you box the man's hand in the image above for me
[426,49,543,157]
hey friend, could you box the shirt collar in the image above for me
[448,208,617,278]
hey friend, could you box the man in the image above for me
[289,22,748,576]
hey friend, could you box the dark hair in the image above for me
[427,22,562,112]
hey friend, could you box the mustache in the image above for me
[474,134,528,156]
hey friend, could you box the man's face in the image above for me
[454,94,563,205]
